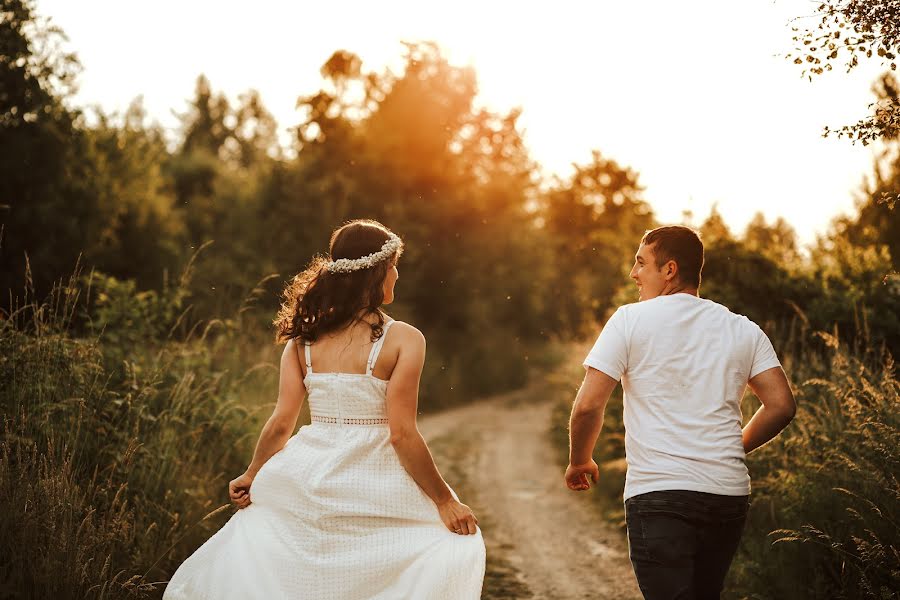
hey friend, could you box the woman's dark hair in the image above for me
[641,225,704,288]
[274,219,403,344]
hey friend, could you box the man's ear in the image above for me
[665,260,679,282]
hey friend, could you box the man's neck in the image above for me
[660,283,699,297]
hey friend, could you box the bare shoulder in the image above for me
[281,338,299,359]
[378,321,424,378]
[388,321,426,347]
[281,337,305,364]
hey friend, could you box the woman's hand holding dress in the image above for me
[229,340,306,511]
[229,472,255,509]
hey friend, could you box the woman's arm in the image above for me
[229,339,306,508]
[386,324,478,535]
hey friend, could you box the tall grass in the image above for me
[727,330,899,599]
[0,262,280,599]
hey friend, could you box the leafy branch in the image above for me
[787,1,900,143]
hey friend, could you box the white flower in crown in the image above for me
[326,234,402,273]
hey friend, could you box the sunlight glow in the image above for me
[36,0,888,246]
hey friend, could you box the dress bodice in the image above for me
[304,373,388,421]
[302,320,394,424]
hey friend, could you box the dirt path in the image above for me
[420,386,642,600]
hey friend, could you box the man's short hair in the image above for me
[641,226,704,288]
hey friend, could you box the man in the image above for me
[565,226,796,600]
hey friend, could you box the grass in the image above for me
[0,266,278,599]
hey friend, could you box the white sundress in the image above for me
[163,320,486,599]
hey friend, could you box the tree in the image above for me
[840,165,900,265]
[172,76,242,246]
[0,0,85,298]
[179,75,232,159]
[787,0,900,143]
[232,90,279,167]
[79,100,184,288]
[743,212,803,266]
[698,203,733,245]
[543,150,654,333]
[282,43,561,398]
[830,73,900,265]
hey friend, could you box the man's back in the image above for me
[568,225,795,600]
[584,294,781,500]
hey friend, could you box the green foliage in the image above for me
[787,0,900,143]
[702,237,814,328]
[0,269,274,599]
[0,0,84,297]
[826,71,900,145]
[727,333,900,600]
[82,270,190,373]
[698,205,900,352]
[835,75,900,259]
[743,212,803,266]
[808,236,900,350]
[788,0,899,79]
[79,101,185,289]
[179,75,233,160]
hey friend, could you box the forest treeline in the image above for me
[3,1,898,383]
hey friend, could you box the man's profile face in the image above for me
[629,243,668,301]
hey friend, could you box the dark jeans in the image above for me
[625,490,750,600]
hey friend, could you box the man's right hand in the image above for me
[565,461,600,491]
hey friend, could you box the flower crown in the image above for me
[325,234,402,274]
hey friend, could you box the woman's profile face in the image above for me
[382,261,399,304]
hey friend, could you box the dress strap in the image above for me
[366,320,395,375]
[304,342,313,373]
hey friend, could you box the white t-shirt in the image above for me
[583,294,781,501]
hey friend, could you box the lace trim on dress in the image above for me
[310,415,389,426]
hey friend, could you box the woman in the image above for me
[164,219,486,599]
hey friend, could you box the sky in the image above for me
[35,0,890,247]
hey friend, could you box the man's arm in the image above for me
[742,366,796,454]
[566,367,619,491]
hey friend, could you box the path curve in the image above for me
[419,386,642,600]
